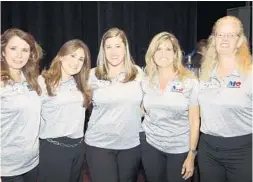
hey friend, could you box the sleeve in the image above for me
[245,73,253,101]
[188,79,199,107]
[135,65,145,82]
[88,68,99,90]
[37,75,48,104]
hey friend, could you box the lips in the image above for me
[220,43,229,48]
[13,60,23,64]
[69,65,78,70]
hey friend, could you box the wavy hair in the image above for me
[145,31,195,84]
[200,16,252,80]
[1,28,43,94]
[42,39,91,107]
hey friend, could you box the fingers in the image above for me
[182,169,194,180]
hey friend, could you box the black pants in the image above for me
[85,143,141,182]
[198,133,252,182]
[141,132,191,182]
[1,165,38,182]
[39,137,85,182]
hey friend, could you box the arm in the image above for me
[182,79,200,180]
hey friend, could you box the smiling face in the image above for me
[154,40,174,68]
[215,19,240,55]
[3,35,31,71]
[104,36,125,67]
[60,48,85,77]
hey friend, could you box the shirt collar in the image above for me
[59,76,75,85]
[211,63,240,79]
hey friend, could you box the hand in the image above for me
[181,154,195,180]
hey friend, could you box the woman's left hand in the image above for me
[181,153,195,180]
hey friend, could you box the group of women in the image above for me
[1,15,252,182]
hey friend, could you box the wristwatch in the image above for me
[189,149,198,155]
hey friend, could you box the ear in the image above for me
[2,51,5,57]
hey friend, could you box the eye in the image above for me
[71,55,76,58]
[10,47,16,50]
[216,33,223,38]
[166,48,172,51]
[23,48,29,52]
[116,45,121,48]
[157,47,162,51]
[79,58,84,62]
[105,45,111,49]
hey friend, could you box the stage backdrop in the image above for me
[1,1,197,69]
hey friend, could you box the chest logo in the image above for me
[227,81,241,88]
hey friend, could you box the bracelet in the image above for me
[189,149,197,155]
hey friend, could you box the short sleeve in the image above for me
[135,65,145,82]
[188,79,199,107]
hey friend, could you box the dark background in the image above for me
[1,1,250,69]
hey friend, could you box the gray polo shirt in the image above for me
[198,65,252,137]
[141,76,199,154]
[1,73,41,176]
[38,76,86,139]
[85,66,144,150]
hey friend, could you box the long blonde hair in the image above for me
[42,39,91,107]
[145,32,195,83]
[95,27,138,82]
[1,28,43,95]
[200,16,252,81]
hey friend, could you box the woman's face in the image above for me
[3,36,31,70]
[104,36,125,67]
[215,20,240,56]
[154,40,174,68]
[61,48,85,77]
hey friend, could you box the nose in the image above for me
[16,50,22,58]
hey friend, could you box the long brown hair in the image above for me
[1,28,43,95]
[42,39,91,107]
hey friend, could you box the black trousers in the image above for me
[141,132,191,182]
[198,133,252,182]
[38,137,85,182]
[85,143,141,182]
[1,165,38,182]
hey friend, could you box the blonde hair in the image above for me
[95,27,138,82]
[200,16,252,81]
[1,28,43,95]
[42,39,91,107]
[145,31,195,83]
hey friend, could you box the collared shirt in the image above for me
[85,66,144,150]
[198,65,252,137]
[38,76,85,139]
[141,75,199,153]
[1,73,41,176]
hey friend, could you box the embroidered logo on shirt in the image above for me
[227,81,241,88]
[171,82,184,92]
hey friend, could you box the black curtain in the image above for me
[1,1,197,69]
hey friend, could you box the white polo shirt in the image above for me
[1,73,41,176]
[38,75,86,139]
[142,75,199,153]
[85,66,144,150]
[198,65,252,137]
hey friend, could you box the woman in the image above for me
[85,27,144,182]
[1,28,43,182]
[141,32,200,182]
[198,15,252,182]
[38,39,91,182]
